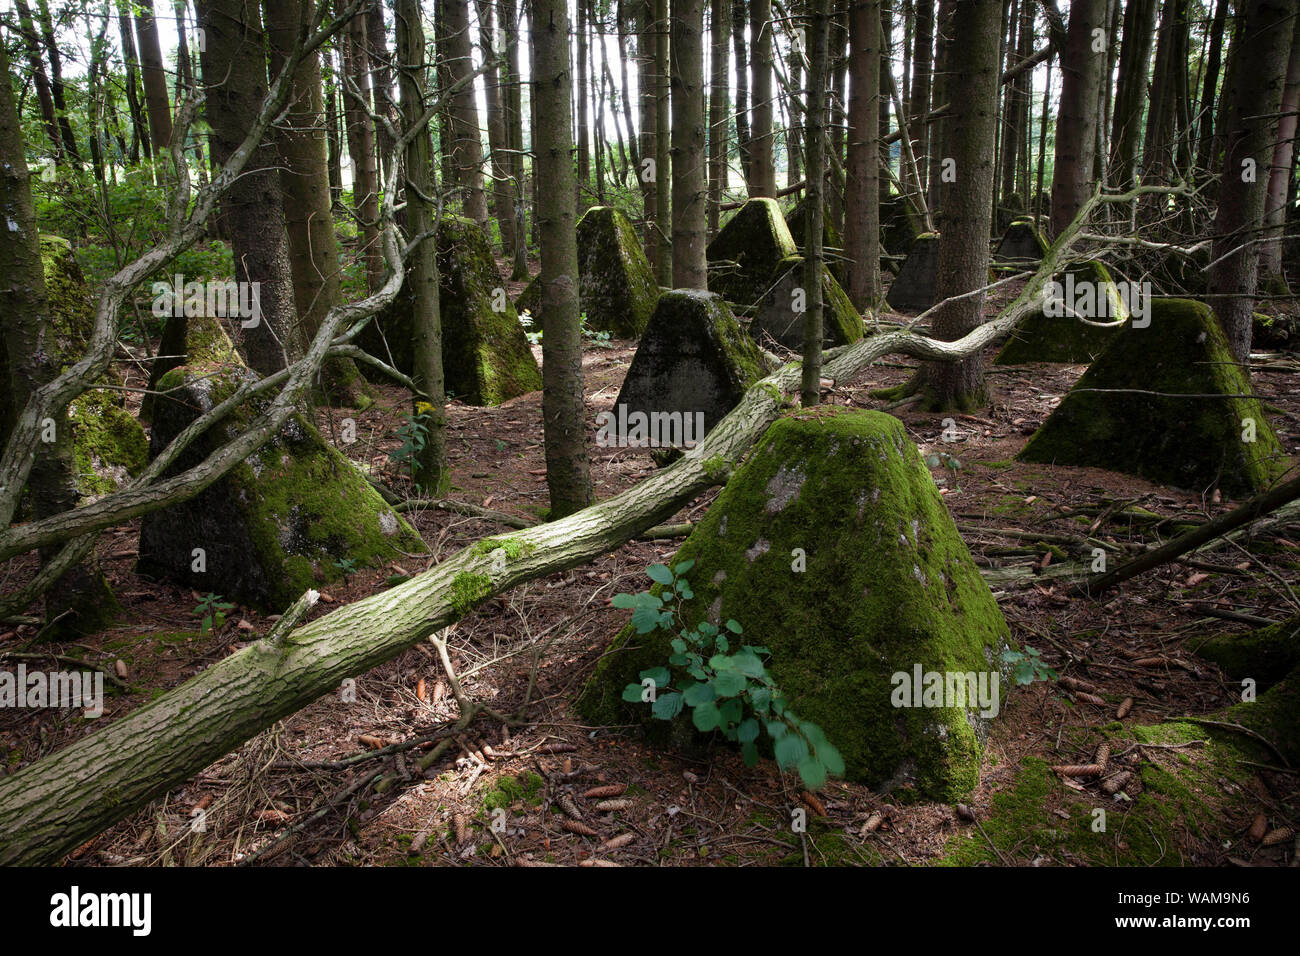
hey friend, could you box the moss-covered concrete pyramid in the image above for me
[707,198,798,308]
[0,235,148,500]
[994,260,1130,365]
[881,193,922,258]
[784,196,847,286]
[514,206,659,338]
[886,232,939,313]
[357,215,540,404]
[748,255,863,350]
[992,217,1048,269]
[578,410,1012,800]
[613,290,766,439]
[137,319,425,611]
[1019,298,1288,496]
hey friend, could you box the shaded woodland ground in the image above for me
[4,254,1296,867]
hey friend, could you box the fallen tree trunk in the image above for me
[0,185,1166,864]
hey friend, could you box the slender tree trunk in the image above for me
[339,0,384,291]
[787,9,803,189]
[12,0,63,164]
[733,0,752,183]
[264,0,360,399]
[749,0,777,196]
[1109,0,1156,189]
[638,0,660,267]
[501,0,529,279]
[709,0,729,235]
[477,0,520,258]
[325,61,343,210]
[532,0,594,517]
[926,0,954,216]
[0,39,116,639]
[845,0,881,311]
[908,0,934,200]
[196,0,303,375]
[441,0,490,228]
[395,0,450,495]
[672,0,710,288]
[576,0,592,200]
[1259,12,1300,291]
[1207,0,1294,363]
[826,0,848,234]
[365,2,398,190]
[35,0,81,163]
[134,0,174,155]
[655,0,673,285]
[116,0,150,163]
[1194,0,1230,174]
[801,0,829,406]
[914,0,1001,409]
[1049,0,1107,236]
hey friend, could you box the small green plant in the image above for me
[193,593,235,635]
[389,405,431,479]
[1000,646,1058,685]
[333,557,358,581]
[924,451,963,492]
[617,561,844,789]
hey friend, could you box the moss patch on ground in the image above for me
[578,410,1012,801]
[1019,298,1288,497]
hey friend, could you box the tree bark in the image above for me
[749,0,778,196]
[12,0,64,164]
[395,0,450,496]
[732,0,752,183]
[638,0,661,268]
[844,0,881,311]
[1194,0,1231,174]
[1049,0,1106,237]
[907,0,934,200]
[501,0,529,279]
[533,0,595,518]
[1259,12,1300,292]
[914,0,1001,409]
[135,0,175,155]
[116,0,150,163]
[708,0,730,235]
[0,39,114,639]
[1207,0,1294,363]
[801,0,829,405]
[198,0,304,375]
[671,0,710,288]
[655,0,673,285]
[364,2,398,190]
[576,0,592,198]
[477,0,520,258]
[440,0,490,228]
[338,0,384,291]
[1108,0,1157,189]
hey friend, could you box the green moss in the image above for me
[481,771,546,811]
[574,206,660,336]
[995,261,1129,364]
[67,389,148,498]
[784,197,847,285]
[578,410,1012,801]
[707,198,799,307]
[471,535,533,559]
[450,571,492,617]
[1193,615,1300,692]
[1019,298,1289,497]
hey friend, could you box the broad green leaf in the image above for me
[692,701,720,732]
[741,742,760,767]
[713,670,747,698]
[819,742,845,776]
[737,718,760,744]
[774,734,808,770]
[765,720,788,740]
[797,756,827,789]
[673,560,695,575]
[651,692,684,720]
[622,684,644,703]
[647,563,674,585]
[670,638,687,654]
[638,666,670,687]
[725,619,743,634]
[682,682,716,706]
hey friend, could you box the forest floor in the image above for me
[3,268,1299,867]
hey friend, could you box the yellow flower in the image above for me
[415,401,434,415]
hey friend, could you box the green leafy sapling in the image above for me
[193,593,235,636]
[616,561,845,789]
[1000,645,1058,685]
